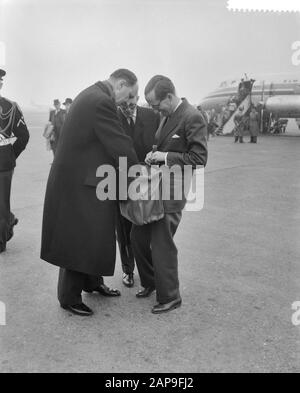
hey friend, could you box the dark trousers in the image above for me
[50,138,58,156]
[116,209,135,274]
[131,212,182,304]
[0,170,14,251]
[57,268,104,306]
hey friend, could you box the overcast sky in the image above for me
[0,0,299,106]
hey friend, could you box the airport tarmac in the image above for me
[0,112,299,373]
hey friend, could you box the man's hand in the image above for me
[145,151,167,165]
[145,151,153,165]
[151,151,167,163]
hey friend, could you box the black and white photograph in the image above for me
[0,0,300,377]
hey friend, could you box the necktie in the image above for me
[128,116,135,135]
[155,116,168,143]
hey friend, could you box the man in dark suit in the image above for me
[41,69,139,316]
[49,99,65,155]
[116,96,160,288]
[0,69,30,253]
[131,75,208,314]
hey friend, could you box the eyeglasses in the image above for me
[127,103,137,110]
[120,102,137,111]
[149,99,163,110]
[148,95,169,110]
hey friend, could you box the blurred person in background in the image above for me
[49,99,65,156]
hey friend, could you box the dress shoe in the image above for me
[7,217,18,242]
[87,284,121,297]
[136,287,155,298]
[122,273,134,288]
[151,298,182,314]
[0,244,6,253]
[61,303,94,316]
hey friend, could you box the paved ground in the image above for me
[0,112,299,373]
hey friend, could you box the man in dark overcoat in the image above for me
[0,69,30,253]
[41,69,139,316]
[116,96,160,288]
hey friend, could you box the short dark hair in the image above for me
[110,68,137,86]
[144,75,176,100]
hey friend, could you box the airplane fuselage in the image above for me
[200,74,300,118]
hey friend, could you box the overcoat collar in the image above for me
[95,80,116,103]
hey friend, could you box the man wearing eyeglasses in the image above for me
[116,95,160,288]
[131,75,208,314]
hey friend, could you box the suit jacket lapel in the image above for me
[155,116,168,145]
[158,99,188,148]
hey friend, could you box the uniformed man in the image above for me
[0,69,30,253]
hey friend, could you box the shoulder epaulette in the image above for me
[1,97,15,106]
[15,102,23,114]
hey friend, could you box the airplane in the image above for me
[199,73,300,133]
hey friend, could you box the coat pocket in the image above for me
[0,145,16,172]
